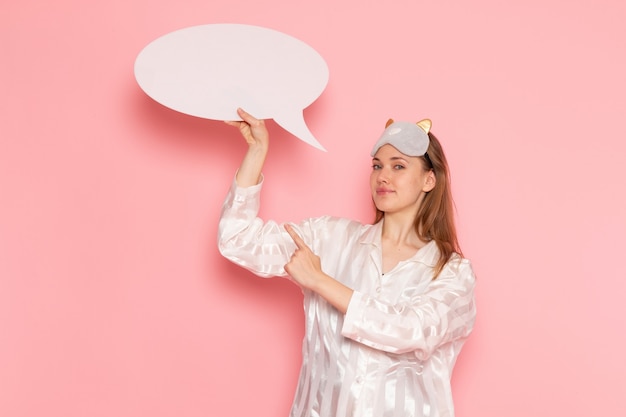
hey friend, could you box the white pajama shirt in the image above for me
[218,178,476,417]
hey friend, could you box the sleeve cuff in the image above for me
[341,290,366,338]
[232,173,264,202]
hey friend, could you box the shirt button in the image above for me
[355,376,363,384]
[375,286,381,293]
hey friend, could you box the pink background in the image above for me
[2,1,625,416]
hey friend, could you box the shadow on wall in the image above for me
[130,88,240,157]
[128,80,330,161]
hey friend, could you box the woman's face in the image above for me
[370,144,435,218]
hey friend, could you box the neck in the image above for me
[380,213,423,248]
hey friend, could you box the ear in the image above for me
[416,119,432,134]
[385,118,394,128]
[423,170,436,193]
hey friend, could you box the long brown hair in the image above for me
[374,132,462,278]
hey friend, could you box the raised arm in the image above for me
[224,108,269,187]
[222,111,353,310]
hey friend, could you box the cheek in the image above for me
[404,177,425,198]
[407,170,427,189]
[369,172,377,187]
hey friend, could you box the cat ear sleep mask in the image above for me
[370,119,432,157]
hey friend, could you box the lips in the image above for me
[376,187,394,195]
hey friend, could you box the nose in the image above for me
[376,168,390,184]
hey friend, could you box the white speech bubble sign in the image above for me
[134,24,329,151]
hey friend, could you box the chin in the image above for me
[373,203,392,213]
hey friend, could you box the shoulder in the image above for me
[306,215,368,232]
[440,253,476,285]
[304,216,373,242]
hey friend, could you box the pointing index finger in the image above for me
[285,224,306,249]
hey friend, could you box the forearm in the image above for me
[308,273,354,314]
[224,108,269,187]
[342,261,476,357]
[236,145,267,187]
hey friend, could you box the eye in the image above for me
[394,164,405,170]
[372,164,381,170]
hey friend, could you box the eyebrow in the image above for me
[372,156,409,163]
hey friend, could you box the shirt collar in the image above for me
[359,221,440,267]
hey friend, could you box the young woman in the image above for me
[218,108,476,417]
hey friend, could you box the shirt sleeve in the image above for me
[217,176,296,278]
[341,257,477,360]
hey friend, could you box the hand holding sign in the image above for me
[134,24,329,151]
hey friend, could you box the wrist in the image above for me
[310,274,352,314]
[248,143,268,155]
[307,271,330,293]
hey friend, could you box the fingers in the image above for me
[237,107,265,127]
[285,224,307,250]
[225,108,269,149]
[236,107,252,121]
[224,108,259,126]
